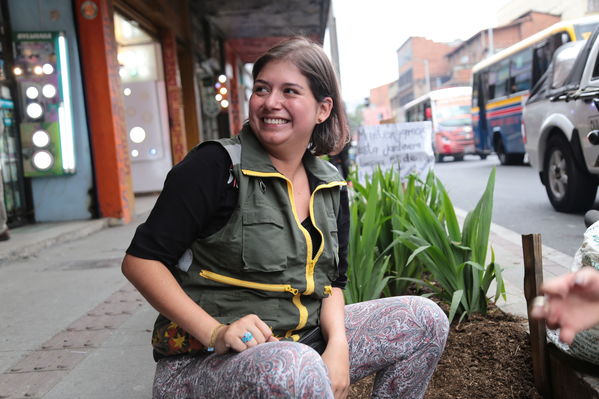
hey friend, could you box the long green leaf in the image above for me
[448,290,464,324]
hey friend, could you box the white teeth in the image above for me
[264,118,288,124]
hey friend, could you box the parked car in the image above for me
[523,27,599,213]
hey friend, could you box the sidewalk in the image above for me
[0,199,573,398]
[0,195,158,399]
[0,195,157,265]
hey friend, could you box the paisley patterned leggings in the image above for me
[153,296,449,399]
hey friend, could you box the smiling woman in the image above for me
[122,37,448,399]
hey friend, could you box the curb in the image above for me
[0,218,110,265]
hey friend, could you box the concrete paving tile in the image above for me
[0,351,28,374]
[42,344,154,399]
[43,301,155,399]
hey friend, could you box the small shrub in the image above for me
[345,166,505,323]
[395,168,505,323]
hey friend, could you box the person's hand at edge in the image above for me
[531,267,599,344]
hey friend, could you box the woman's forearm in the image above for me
[320,287,347,343]
[121,254,220,346]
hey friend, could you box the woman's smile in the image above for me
[262,117,290,125]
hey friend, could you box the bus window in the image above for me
[425,100,431,120]
[510,49,532,93]
[533,43,552,86]
[488,68,497,99]
[532,31,572,85]
[575,22,599,40]
[489,59,509,98]
[471,73,479,107]
[551,31,571,50]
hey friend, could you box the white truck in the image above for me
[523,28,599,213]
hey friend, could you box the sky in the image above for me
[331,0,511,111]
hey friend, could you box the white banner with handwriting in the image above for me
[356,122,434,183]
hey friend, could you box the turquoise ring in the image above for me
[241,331,253,343]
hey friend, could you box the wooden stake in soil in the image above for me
[522,233,551,398]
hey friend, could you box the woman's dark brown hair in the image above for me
[251,37,349,156]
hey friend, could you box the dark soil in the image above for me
[348,304,542,399]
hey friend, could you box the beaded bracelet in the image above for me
[206,323,226,352]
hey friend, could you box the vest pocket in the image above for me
[242,210,288,272]
[199,289,283,325]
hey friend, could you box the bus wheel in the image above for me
[495,138,509,165]
[454,154,464,161]
[479,154,488,160]
[436,154,444,162]
[543,135,597,213]
[495,137,524,165]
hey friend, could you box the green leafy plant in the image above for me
[348,168,435,298]
[395,168,505,323]
[383,171,446,296]
[344,169,393,304]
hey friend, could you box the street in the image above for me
[434,154,590,258]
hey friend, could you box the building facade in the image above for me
[395,37,457,109]
[0,0,332,228]
[361,82,394,126]
[445,11,561,86]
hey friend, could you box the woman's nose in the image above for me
[264,91,283,109]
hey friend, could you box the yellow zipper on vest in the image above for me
[242,169,314,332]
[307,181,347,295]
[199,270,299,295]
[240,169,345,335]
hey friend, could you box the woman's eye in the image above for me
[253,86,267,93]
[284,88,298,94]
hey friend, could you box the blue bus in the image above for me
[471,16,599,165]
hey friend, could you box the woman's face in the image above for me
[249,60,332,153]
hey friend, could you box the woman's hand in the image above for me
[214,314,278,354]
[531,267,599,344]
[321,337,350,399]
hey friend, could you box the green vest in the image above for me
[151,127,346,357]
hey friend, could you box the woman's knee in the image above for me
[388,296,449,346]
[241,342,331,397]
[357,296,449,344]
[406,296,449,337]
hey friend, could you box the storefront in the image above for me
[114,11,172,193]
[0,0,333,228]
[187,11,229,143]
[0,1,29,226]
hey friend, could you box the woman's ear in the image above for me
[317,97,333,123]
